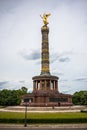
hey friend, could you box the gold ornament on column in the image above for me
[40,13,51,25]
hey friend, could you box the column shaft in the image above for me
[41,26,50,75]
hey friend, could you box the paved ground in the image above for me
[0,128,87,130]
[0,105,87,113]
[0,124,87,128]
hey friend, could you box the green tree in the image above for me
[16,87,27,105]
[21,86,27,94]
[0,87,28,106]
[72,91,87,105]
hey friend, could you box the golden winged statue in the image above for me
[40,13,51,25]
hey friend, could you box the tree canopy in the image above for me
[0,87,27,106]
[72,91,87,105]
[0,88,87,106]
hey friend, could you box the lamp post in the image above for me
[24,99,31,127]
[24,103,27,127]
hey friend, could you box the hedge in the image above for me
[0,118,87,124]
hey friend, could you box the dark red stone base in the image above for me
[21,91,72,107]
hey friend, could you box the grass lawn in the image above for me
[0,112,87,124]
[0,112,87,118]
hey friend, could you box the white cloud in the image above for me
[0,0,87,94]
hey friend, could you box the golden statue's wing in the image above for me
[48,13,51,16]
[46,13,51,17]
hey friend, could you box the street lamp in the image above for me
[24,103,27,127]
[24,99,31,127]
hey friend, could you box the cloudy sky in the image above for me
[0,0,87,94]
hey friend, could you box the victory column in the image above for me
[21,13,72,107]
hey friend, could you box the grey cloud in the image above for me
[57,72,64,76]
[20,49,40,61]
[51,55,59,63]
[19,81,25,83]
[0,0,20,15]
[61,90,73,94]
[52,72,64,76]
[51,55,70,63]
[0,81,8,86]
[36,60,40,65]
[31,51,40,60]
[62,90,70,94]
[36,53,70,65]
[74,77,87,82]
[0,81,9,89]
[59,79,68,82]
[51,68,64,76]
[50,51,71,63]
[59,57,70,62]
[20,49,71,63]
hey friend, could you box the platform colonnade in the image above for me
[33,78,58,91]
